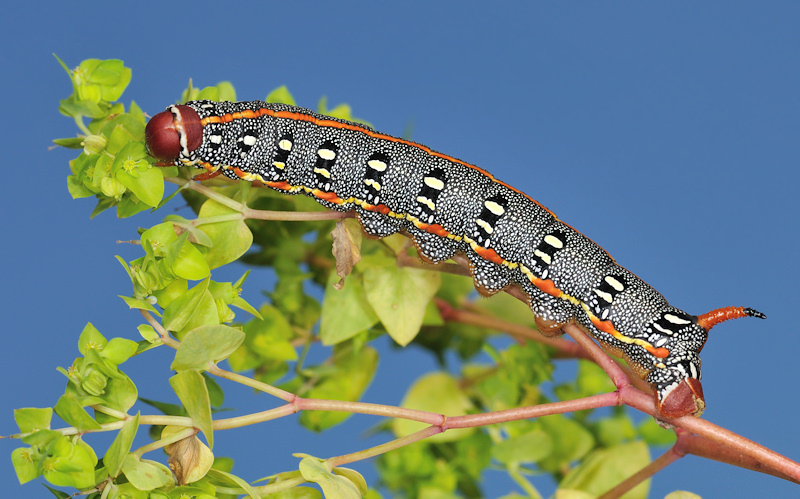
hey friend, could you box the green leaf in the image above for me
[491,429,553,464]
[361,256,440,346]
[170,233,211,281]
[151,277,188,310]
[14,407,53,433]
[117,166,164,208]
[42,483,71,498]
[332,467,368,496]
[41,435,97,489]
[392,372,474,443]
[170,370,214,449]
[205,468,260,499]
[266,85,296,105]
[639,418,677,446]
[162,278,212,333]
[299,457,361,499]
[576,360,616,398]
[119,295,160,315]
[197,199,253,269]
[101,337,139,365]
[538,415,595,473]
[299,346,378,431]
[54,395,101,431]
[664,492,702,499]
[78,322,107,356]
[101,368,138,414]
[320,273,379,345]
[21,429,61,446]
[103,413,140,478]
[559,441,651,499]
[11,447,40,484]
[120,453,174,490]
[203,373,225,408]
[75,58,131,102]
[241,304,297,361]
[171,324,245,371]
[595,414,637,447]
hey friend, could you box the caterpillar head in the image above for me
[648,306,765,418]
[145,105,203,162]
[648,352,705,418]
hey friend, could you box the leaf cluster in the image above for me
[7,58,687,499]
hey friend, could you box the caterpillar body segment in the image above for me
[145,100,765,419]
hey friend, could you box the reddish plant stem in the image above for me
[620,387,800,483]
[435,298,589,359]
[562,324,632,390]
[676,430,800,484]
[139,191,800,488]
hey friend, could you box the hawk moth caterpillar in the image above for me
[145,99,765,419]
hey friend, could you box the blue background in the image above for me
[1,2,798,497]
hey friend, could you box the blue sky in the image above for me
[1,2,798,497]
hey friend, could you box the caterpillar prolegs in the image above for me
[145,100,765,420]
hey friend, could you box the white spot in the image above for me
[200,103,215,109]
[368,159,387,171]
[601,309,610,320]
[209,134,222,144]
[604,275,625,292]
[534,249,551,265]
[318,148,336,160]
[664,313,691,325]
[417,196,435,211]
[279,139,293,151]
[594,288,613,304]
[484,200,505,216]
[314,167,331,178]
[689,362,699,379]
[653,323,672,335]
[544,234,564,249]
[424,176,445,190]
[364,179,381,191]
[476,219,493,234]
[242,135,257,146]
[655,337,668,347]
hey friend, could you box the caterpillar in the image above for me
[145,99,765,419]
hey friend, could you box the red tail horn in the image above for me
[697,306,766,331]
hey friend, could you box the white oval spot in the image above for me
[594,288,613,304]
[417,196,435,211]
[424,176,445,190]
[314,167,331,178]
[534,249,552,265]
[318,148,336,160]
[544,234,564,249]
[476,219,493,234]
[279,139,293,151]
[209,134,222,144]
[364,179,381,191]
[604,275,625,291]
[367,159,387,171]
[484,200,505,216]
[652,323,672,335]
[664,313,691,325]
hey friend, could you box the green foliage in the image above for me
[4,57,682,499]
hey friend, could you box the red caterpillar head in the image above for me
[649,306,765,419]
[145,105,203,162]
